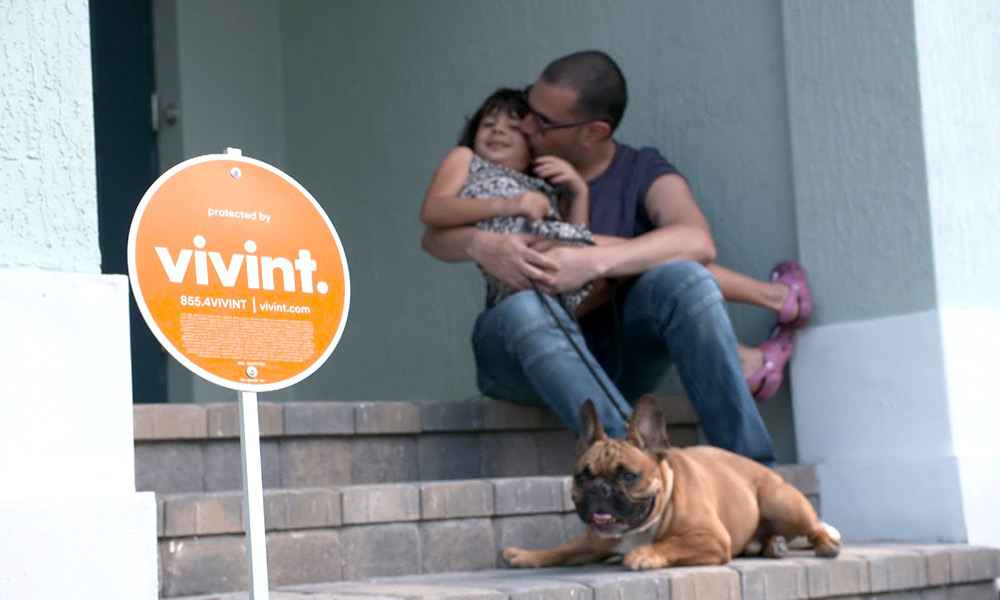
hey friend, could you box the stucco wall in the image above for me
[151,0,800,459]
[152,0,292,404]
[277,1,798,440]
[0,0,101,272]
[0,0,158,596]
[915,0,1000,310]
[783,0,936,325]
[914,0,1000,547]
[164,0,287,170]
[786,0,1000,546]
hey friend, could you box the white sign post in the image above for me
[128,148,350,598]
[239,390,268,597]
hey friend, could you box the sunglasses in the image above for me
[521,85,593,133]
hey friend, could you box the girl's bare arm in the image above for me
[533,155,589,225]
[421,147,549,227]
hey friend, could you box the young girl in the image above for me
[421,88,594,314]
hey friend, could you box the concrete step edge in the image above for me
[157,466,819,597]
[134,395,698,441]
[157,466,817,539]
[171,544,1000,600]
[158,476,574,539]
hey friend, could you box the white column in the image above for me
[914,0,1000,547]
[0,1,159,597]
[783,0,1000,546]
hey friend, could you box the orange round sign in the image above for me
[128,153,350,392]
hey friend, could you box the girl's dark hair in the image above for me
[458,88,529,148]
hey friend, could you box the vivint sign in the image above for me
[128,153,350,392]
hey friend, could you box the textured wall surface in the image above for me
[1,1,159,595]
[787,0,1000,546]
[915,0,1000,309]
[0,272,136,497]
[277,0,797,415]
[0,0,101,272]
[157,0,803,460]
[783,0,936,324]
[172,0,287,169]
[915,0,1000,548]
[153,0,290,404]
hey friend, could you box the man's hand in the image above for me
[471,232,558,291]
[530,242,603,295]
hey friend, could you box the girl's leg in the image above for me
[707,263,807,402]
[706,263,788,313]
[738,343,763,380]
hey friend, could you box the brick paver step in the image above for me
[134,396,699,495]
[135,396,698,441]
[173,544,1000,600]
[156,467,818,598]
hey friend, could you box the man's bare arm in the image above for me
[421,226,558,290]
[535,174,716,294]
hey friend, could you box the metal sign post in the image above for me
[239,391,269,598]
[127,147,350,599]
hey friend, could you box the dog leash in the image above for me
[529,279,632,424]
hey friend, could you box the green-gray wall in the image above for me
[783,0,937,324]
[158,0,801,461]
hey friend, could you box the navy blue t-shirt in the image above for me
[580,143,684,368]
[587,143,682,238]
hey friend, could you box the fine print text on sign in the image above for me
[128,154,350,392]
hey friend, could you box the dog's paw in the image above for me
[502,546,540,568]
[763,535,788,559]
[812,522,841,558]
[814,538,840,558]
[743,538,763,557]
[623,546,670,570]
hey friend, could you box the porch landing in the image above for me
[176,544,1000,599]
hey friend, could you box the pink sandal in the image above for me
[772,260,812,327]
[746,325,796,403]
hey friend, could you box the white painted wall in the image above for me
[786,0,1000,547]
[0,271,138,497]
[792,311,963,541]
[0,1,102,272]
[0,0,158,596]
[915,0,1000,547]
[0,269,158,598]
[916,0,1000,311]
[792,311,953,465]
[0,494,158,597]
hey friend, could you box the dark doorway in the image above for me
[90,0,166,403]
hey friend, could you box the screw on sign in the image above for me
[128,152,350,392]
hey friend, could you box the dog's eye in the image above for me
[619,470,639,484]
[574,468,592,485]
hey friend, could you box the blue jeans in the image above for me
[472,260,776,466]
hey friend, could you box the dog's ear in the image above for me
[577,399,607,455]
[626,395,670,457]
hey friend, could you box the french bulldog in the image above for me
[502,396,840,570]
